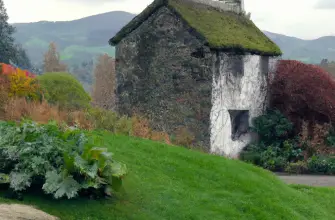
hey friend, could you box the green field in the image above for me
[60,45,115,60]
[1,131,335,220]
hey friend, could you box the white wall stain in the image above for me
[210,54,275,158]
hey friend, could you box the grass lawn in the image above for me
[1,131,335,220]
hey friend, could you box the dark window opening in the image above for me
[225,55,244,77]
[228,110,250,141]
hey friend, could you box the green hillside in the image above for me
[264,31,335,64]
[1,131,335,220]
[12,11,135,66]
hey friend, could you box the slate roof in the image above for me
[109,0,282,56]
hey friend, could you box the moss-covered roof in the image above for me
[109,0,282,56]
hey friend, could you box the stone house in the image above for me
[109,0,282,158]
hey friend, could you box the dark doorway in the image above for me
[228,110,250,141]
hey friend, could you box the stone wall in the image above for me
[115,6,214,149]
[210,53,270,158]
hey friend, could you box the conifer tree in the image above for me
[43,42,67,72]
[0,0,17,63]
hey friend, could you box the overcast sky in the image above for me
[4,0,335,39]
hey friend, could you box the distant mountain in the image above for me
[263,31,335,64]
[12,11,136,66]
[12,11,335,68]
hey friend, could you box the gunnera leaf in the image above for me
[110,162,127,178]
[42,170,62,194]
[43,171,81,199]
[74,154,99,179]
[54,176,81,199]
[86,162,99,179]
[9,172,32,191]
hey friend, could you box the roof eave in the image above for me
[108,0,167,46]
[208,45,282,57]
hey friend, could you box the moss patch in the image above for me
[109,0,281,56]
[169,0,281,55]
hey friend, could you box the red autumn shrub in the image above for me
[0,63,41,100]
[270,60,335,135]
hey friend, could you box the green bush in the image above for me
[240,142,266,166]
[38,72,91,110]
[0,120,127,199]
[86,107,132,135]
[251,109,293,145]
[285,161,308,174]
[256,140,302,171]
[260,150,287,171]
[241,110,303,171]
[307,155,335,175]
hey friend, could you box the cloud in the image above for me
[315,0,335,9]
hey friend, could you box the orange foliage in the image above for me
[150,131,171,144]
[173,127,195,147]
[131,115,151,139]
[1,98,92,129]
[0,62,171,145]
[66,111,93,130]
[0,63,41,100]
[91,54,116,110]
[131,115,171,144]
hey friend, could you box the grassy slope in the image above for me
[0,132,335,220]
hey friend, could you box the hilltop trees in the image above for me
[43,42,67,72]
[319,58,335,77]
[91,54,116,110]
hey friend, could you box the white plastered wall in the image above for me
[210,53,274,158]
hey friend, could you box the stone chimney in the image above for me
[190,0,244,14]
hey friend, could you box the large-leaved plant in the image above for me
[0,120,127,199]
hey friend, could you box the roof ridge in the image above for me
[109,0,282,56]
[187,0,243,14]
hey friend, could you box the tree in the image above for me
[0,0,19,64]
[319,59,335,78]
[91,54,116,110]
[0,0,32,71]
[11,44,32,71]
[43,42,67,73]
[320,58,329,68]
[270,60,335,134]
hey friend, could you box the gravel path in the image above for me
[0,204,58,220]
[277,174,335,187]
